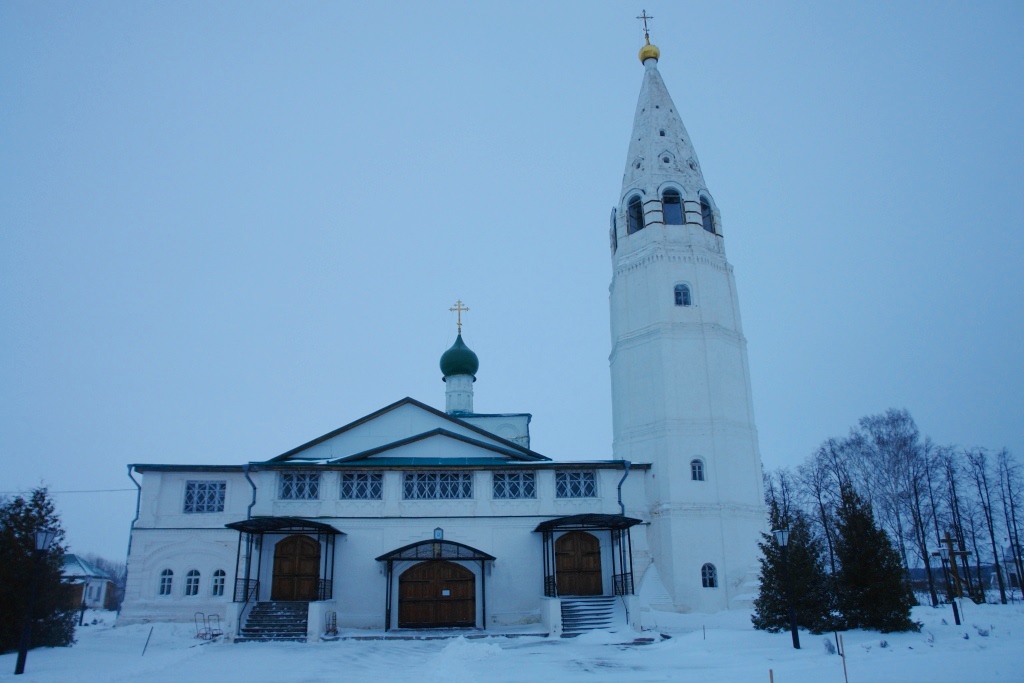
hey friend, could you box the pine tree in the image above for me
[0,488,77,653]
[833,484,919,632]
[752,503,836,634]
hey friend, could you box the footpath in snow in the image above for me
[1,603,1021,683]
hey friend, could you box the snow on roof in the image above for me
[62,554,110,580]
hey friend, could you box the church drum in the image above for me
[398,561,475,628]
[555,531,603,596]
[271,535,321,601]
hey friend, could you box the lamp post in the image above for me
[772,527,800,649]
[14,528,57,676]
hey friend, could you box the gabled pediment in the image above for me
[265,397,548,463]
[329,429,532,465]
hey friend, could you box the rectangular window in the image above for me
[183,480,226,513]
[492,471,536,499]
[555,470,597,498]
[403,471,473,500]
[340,472,383,500]
[279,472,320,500]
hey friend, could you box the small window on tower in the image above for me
[702,563,718,588]
[691,459,704,480]
[662,189,683,225]
[701,197,716,234]
[659,129,666,136]
[675,284,692,307]
[627,196,644,234]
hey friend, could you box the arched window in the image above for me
[691,459,704,481]
[700,197,716,234]
[212,569,226,597]
[702,563,717,588]
[662,189,683,225]
[627,196,644,234]
[185,569,200,596]
[158,569,173,596]
[675,284,692,307]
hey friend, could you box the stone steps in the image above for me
[560,595,618,636]
[235,601,309,643]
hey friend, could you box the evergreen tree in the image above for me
[0,488,76,653]
[833,484,919,632]
[752,502,836,634]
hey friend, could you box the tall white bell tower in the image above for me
[609,33,765,612]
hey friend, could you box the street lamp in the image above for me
[932,546,961,626]
[14,528,58,675]
[772,527,800,649]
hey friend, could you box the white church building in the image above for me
[118,37,766,640]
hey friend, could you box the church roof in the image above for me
[621,48,709,204]
[440,333,479,378]
[266,397,549,463]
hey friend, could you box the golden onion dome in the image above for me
[639,41,660,63]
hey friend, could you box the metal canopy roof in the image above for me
[533,513,644,532]
[375,539,495,562]
[225,516,344,535]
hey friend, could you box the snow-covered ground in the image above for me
[2,603,1021,683]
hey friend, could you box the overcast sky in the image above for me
[2,1,1022,560]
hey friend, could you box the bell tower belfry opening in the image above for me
[608,31,765,612]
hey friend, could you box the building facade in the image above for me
[118,38,764,637]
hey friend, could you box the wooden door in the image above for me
[555,531,603,596]
[398,561,475,628]
[271,535,320,601]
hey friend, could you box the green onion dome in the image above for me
[440,333,479,378]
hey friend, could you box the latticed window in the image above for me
[158,569,173,596]
[340,472,383,500]
[555,470,597,498]
[492,471,536,499]
[403,471,473,500]
[183,480,226,513]
[279,472,320,500]
[691,459,705,481]
[185,569,200,596]
[702,563,717,588]
[212,569,226,597]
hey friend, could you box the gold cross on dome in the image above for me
[449,300,469,333]
[636,10,654,40]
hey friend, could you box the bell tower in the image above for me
[609,33,765,612]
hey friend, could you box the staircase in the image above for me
[235,602,309,643]
[560,596,617,636]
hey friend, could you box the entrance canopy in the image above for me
[533,513,643,533]
[226,516,344,535]
[375,539,495,563]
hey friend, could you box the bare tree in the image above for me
[995,449,1023,595]
[965,448,1007,603]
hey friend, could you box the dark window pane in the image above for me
[663,190,683,225]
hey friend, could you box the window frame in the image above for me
[702,563,718,588]
[691,459,705,481]
[674,284,692,307]
[492,470,537,500]
[212,569,226,597]
[627,196,644,234]
[158,569,173,597]
[339,471,384,500]
[402,471,474,500]
[279,471,321,500]
[183,480,227,514]
[185,569,200,597]
[555,470,598,499]
[700,197,716,234]
[662,189,684,225]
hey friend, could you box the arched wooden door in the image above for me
[398,561,475,628]
[555,531,602,596]
[271,535,320,601]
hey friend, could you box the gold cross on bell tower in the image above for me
[449,300,469,333]
[637,10,654,41]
